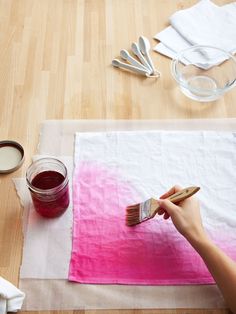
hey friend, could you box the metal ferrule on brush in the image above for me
[140,199,152,221]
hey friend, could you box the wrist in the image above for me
[186,232,212,252]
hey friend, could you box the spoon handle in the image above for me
[137,51,152,72]
[132,43,152,72]
[112,59,149,76]
[145,51,156,73]
[120,51,151,73]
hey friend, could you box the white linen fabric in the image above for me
[73,130,236,244]
[170,0,236,52]
[154,26,190,54]
[0,277,25,313]
[154,0,236,67]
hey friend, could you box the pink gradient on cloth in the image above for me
[69,161,214,285]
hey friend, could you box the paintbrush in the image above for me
[126,186,200,226]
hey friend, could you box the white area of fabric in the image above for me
[16,119,236,310]
[154,1,236,66]
[74,130,236,240]
[0,277,25,313]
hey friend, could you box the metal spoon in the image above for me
[131,42,152,72]
[112,59,149,76]
[120,49,150,73]
[139,36,156,74]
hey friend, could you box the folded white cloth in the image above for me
[154,42,177,60]
[154,26,189,53]
[0,277,25,313]
[154,0,236,67]
[170,0,236,52]
[154,27,227,69]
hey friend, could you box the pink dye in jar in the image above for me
[26,158,69,218]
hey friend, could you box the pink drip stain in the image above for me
[69,161,214,285]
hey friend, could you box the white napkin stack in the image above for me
[154,0,236,66]
[0,277,25,314]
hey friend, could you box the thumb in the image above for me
[157,199,179,216]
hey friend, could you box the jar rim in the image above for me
[26,157,69,194]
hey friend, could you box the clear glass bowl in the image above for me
[171,45,236,102]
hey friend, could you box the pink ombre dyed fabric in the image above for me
[69,162,213,285]
[69,131,236,285]
[69,161,212,285]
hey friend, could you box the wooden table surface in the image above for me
[0,0,235,313]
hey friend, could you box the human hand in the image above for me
[157,185,208,244]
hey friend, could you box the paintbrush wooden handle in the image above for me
[167,186,200,204]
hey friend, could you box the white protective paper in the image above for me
[14,156,73,279]
[16,119,236,310]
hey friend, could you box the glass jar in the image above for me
[26,158,70,218]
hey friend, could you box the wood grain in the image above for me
[0,0,235,313]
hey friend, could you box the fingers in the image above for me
[159,185,183,199]
[157,199,180,216]
[157,208,165,215]
[158,185,183,221]
[163,211,170,220]
[157,207,170,220]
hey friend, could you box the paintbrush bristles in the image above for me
[126,198,159,226]
[126,204,141,226]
